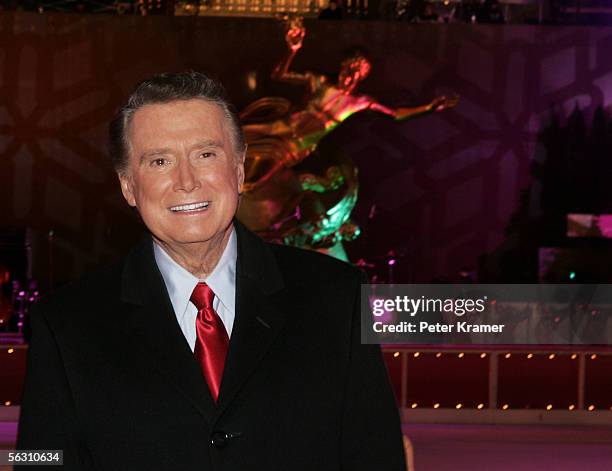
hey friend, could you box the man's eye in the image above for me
[200,152,215,158]
[151,158,167,167]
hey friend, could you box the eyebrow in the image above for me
[139,148,172,161]
[139,140,224,161]
[192,139,224,150]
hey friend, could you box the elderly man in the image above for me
[17,72,406,470]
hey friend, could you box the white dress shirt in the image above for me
[153,228,237,351]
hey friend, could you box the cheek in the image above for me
[134,177,168,204]
[209,164,241,190]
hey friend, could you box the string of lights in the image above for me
[385,348,612,412]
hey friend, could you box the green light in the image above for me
[569,272,576,280]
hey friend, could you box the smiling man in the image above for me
[17,71,406,471]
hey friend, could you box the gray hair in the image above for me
[109,71,246,175]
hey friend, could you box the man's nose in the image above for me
[174,159,201,192]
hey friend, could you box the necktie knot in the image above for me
[190,282,215,312]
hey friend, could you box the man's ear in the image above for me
[118,172,137,207]
[236,147,246,194]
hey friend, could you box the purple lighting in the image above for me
[388,259,396,266]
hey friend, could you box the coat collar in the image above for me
[119,220,286,424]
[120,219,284,305]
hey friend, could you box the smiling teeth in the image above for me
[170,201,210,212]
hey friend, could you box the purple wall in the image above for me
[1,13,611,284]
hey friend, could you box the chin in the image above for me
[175,225,232,245]
[176,231,218,245]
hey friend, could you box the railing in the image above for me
[383,346,612,424]
[175,0,327,16]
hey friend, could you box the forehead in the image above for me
[128,99,230,151]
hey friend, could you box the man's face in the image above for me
[119,99,245,250]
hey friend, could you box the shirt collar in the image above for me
[205,228,237,315]
[153,227,237,318]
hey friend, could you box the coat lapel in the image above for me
[119,236,217,423]
[214,221,286,416]
[117,222,286,424]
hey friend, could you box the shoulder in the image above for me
[32,262,123,329]
[266,242,364,288]
[262,243,365,346]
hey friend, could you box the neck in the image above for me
[153,224,234,279]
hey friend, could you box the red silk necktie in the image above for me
[190,282,229,402]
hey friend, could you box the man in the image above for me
[17,72,406,470]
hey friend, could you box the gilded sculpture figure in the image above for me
[237,17,458,261]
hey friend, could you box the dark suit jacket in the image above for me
[17,222,406,470]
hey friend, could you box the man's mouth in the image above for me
[169,201,210,213]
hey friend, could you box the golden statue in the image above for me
[237,17,458,261]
